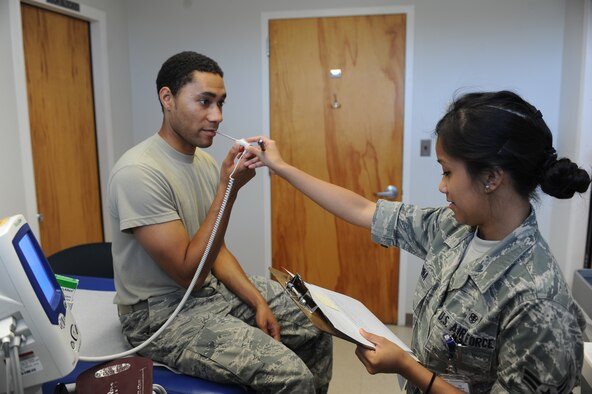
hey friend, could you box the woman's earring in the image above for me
[485,184,491,192]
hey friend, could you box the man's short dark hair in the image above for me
[156,51,224,99]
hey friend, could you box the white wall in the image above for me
[0,0,37,229]
[553,0,592,287]
[1,0,589,321]
[76,0,135,162]
[0,1,27,221]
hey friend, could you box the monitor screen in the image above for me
[12,225,64,324]
[18,233,59,306]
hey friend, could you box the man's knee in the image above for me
[275,362,316,393]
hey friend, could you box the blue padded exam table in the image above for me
[42,276,248,394]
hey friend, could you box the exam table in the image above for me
[41,275,248,394]
[43,243,248,394]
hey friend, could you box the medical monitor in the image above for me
[0,214,80,392]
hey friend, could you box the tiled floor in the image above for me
[328,325,411,394]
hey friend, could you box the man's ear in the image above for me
[159,87,174,111]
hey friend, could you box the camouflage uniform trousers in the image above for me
[119,275,333,393]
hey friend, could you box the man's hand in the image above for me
[220,143,257,190]
[211,246,282,342]
[255,302,281,341]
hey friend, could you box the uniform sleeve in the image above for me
[491,299,584,393]
[371,200,449,260]
[109,164,179,232]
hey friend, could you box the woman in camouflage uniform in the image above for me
[247,90,591,393]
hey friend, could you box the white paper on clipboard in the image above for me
[306,282,413,354]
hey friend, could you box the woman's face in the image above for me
[436,138,488,226]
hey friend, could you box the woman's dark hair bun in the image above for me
[540,158,591,199]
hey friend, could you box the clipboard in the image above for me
[270,267,413,353]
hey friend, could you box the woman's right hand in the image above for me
[243,134,376,229]
[243,136,286,171]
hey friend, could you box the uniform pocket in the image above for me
[413,265,437,313]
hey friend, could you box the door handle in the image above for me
[375,185,398,199]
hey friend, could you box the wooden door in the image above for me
[269,14,405,323]
[21,4,103,256]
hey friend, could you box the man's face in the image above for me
[165,71,226,152]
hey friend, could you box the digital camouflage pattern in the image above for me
[371,201,585,394]
[119,275,333,393]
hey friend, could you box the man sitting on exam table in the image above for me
[108,51,332,393]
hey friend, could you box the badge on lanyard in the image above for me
[441,332,471,392]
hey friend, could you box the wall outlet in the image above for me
[420,139,431,157]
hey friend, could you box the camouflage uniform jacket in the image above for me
[371,200,585,394]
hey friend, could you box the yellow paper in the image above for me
[311,289,340,310]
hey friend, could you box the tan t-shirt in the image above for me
[108,134,219,305]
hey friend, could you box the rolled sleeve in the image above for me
[371,200,402,247]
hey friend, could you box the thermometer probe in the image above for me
[215,131,265,151]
